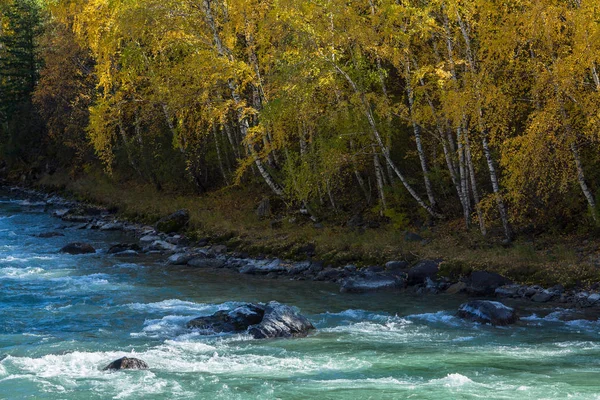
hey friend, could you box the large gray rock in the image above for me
[467,271,512,295]
[248,301,315,339]
[340,274,404,293]
[315,268,344,282]
[457,300,517,326]
[532,290,555,303]
[188,302,314,339]
[108,243,141,254]
[407,260,439,285]
[103,357,149,371]
[155,209,190,234]
[167,253,197,265]
[239,259,287,275]
[60,242,96,255]
[187,304,265,332]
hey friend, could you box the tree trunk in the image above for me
[372,145,387,212]
[482,133,513,240]
[571,141,598,222]
[212,124,229,185]
[332,63,443,219]
[202,0,283,197]
[405,60,437,210]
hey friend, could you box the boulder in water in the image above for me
[457,300,517,325]
[155,209,190,233]
[248,301,315,339]
[187,301,314,339]
[36,232,65,238]
[187,304,265,332]
[60,242,96,255]
[103,357,149,371]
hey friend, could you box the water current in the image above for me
[1,189,600,399]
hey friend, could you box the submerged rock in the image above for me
[36,232,65,238]
[155,209,190,234]
[60,242,96,255]
[187,301,314,339]
[103,357,149,371]
[457,300,517,325]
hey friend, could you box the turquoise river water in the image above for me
[1,190,600,399]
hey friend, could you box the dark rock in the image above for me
[167,253,197,265]
[103,357,149,371]
[340,274,404,293]
[248,301,315,339]
[165,235,189,246]
[407,260,439,285]
[385,261,409,271]
[343,264,357,273]
[532,290,554,303]
[446,281,467,294]
[308,261,324,274]
[187,257,225,268]
[256,198,271,219]
[99,222,124,231]
[211,245,227,254]
[313,223,324,229]
[315,268,343,282]
[60,242,96,255]
[140,234,161,244]
[187,304,265,332]
[288,261,311,275]
[61,215,94,223]
[467,271,513,295]
[155,209,190,234]
[147,240,177,252]
[457,300,517,325]
[108,243,141,254]
[366,265,384,273]
[36,232,65,238]
[188,302,314,340]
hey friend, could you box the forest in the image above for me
[1,0,600,242]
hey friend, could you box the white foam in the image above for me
[407,311,462,326]
[430,373,475,387]
[0,266,47,279]
[125,299,234,314]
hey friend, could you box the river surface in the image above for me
[1,191,600,399]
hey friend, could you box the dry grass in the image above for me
[37,171,600,288]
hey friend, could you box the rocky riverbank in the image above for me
[6,185,600,311]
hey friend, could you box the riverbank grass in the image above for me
[37,171,600,288]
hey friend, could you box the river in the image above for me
[0,190,600,399]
